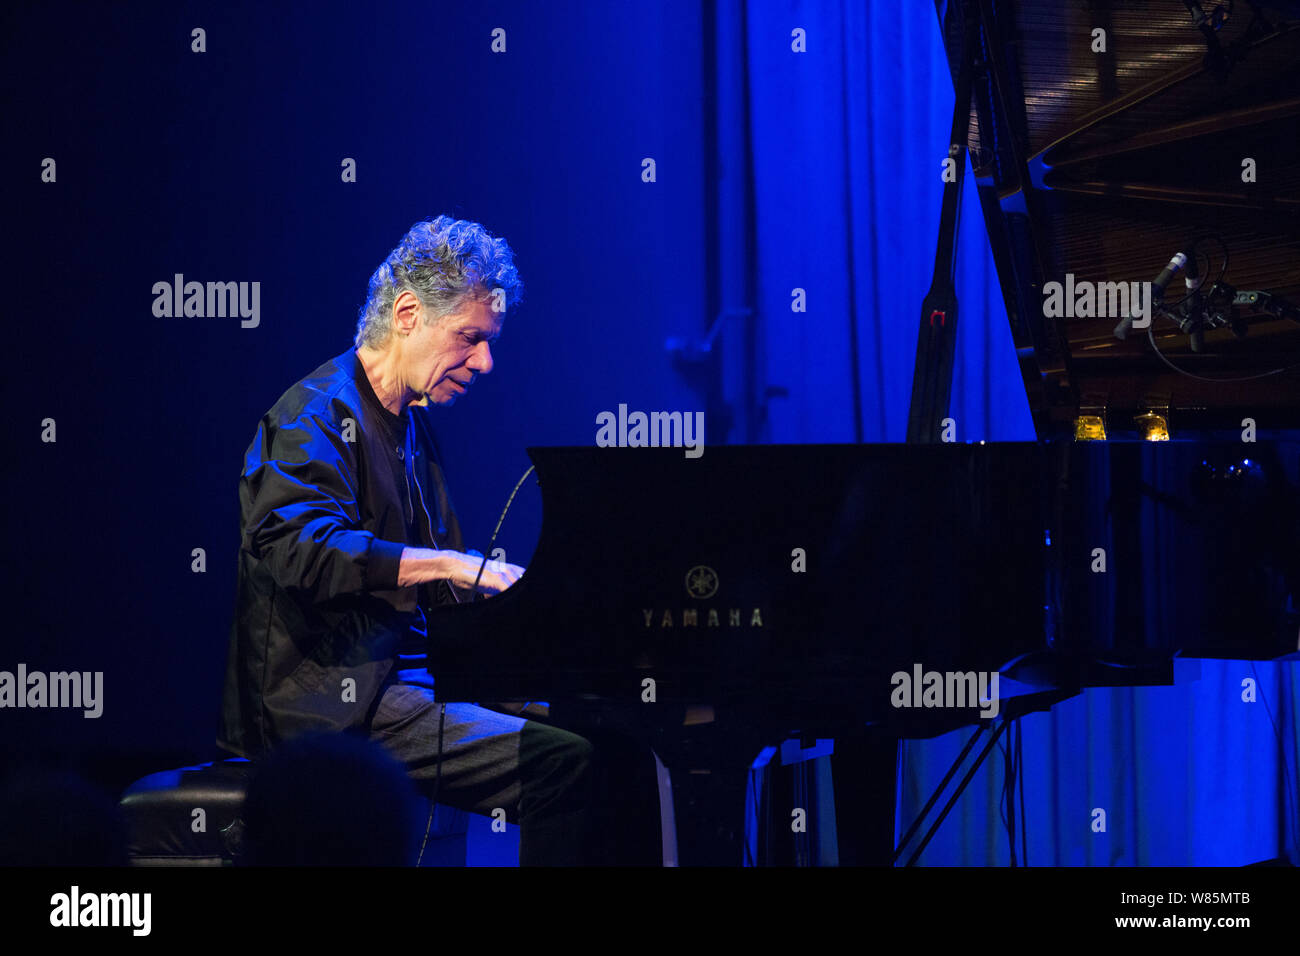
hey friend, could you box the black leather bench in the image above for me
[119,758,468,866]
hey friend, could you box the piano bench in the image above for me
[118,758,469,866]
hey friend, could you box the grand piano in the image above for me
[427,0,1300,865]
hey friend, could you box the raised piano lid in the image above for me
[935,0,1300,438]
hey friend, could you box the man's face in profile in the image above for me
[407,297,502,407]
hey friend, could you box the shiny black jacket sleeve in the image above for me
[240,411,406,601]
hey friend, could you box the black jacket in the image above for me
[217,348,465,758]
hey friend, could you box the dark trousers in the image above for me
[368,681,595,865]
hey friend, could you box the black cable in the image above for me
[415,701,449,867]
[1016,718,1027,866]
[895,738,905,865]
[995,716,1032,866]
[998,730,1010,840]
[471,464,537,597]
[1145,324,1300,382]
[1003,723,1013,868]
[999,718,1017,866]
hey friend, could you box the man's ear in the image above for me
[392,290,422,336]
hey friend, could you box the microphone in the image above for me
[1152,251,1190,303]
[1114,248,1191,339]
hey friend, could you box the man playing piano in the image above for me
[216,215,596,865]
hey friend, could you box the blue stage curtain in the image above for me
[719,0,1300,864]
[715,0,1034,444]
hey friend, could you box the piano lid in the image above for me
[935,0,1300,438]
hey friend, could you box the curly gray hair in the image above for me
[354,215,524,349]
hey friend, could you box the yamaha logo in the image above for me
[685,565,719,599]
[641,564,763,629]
